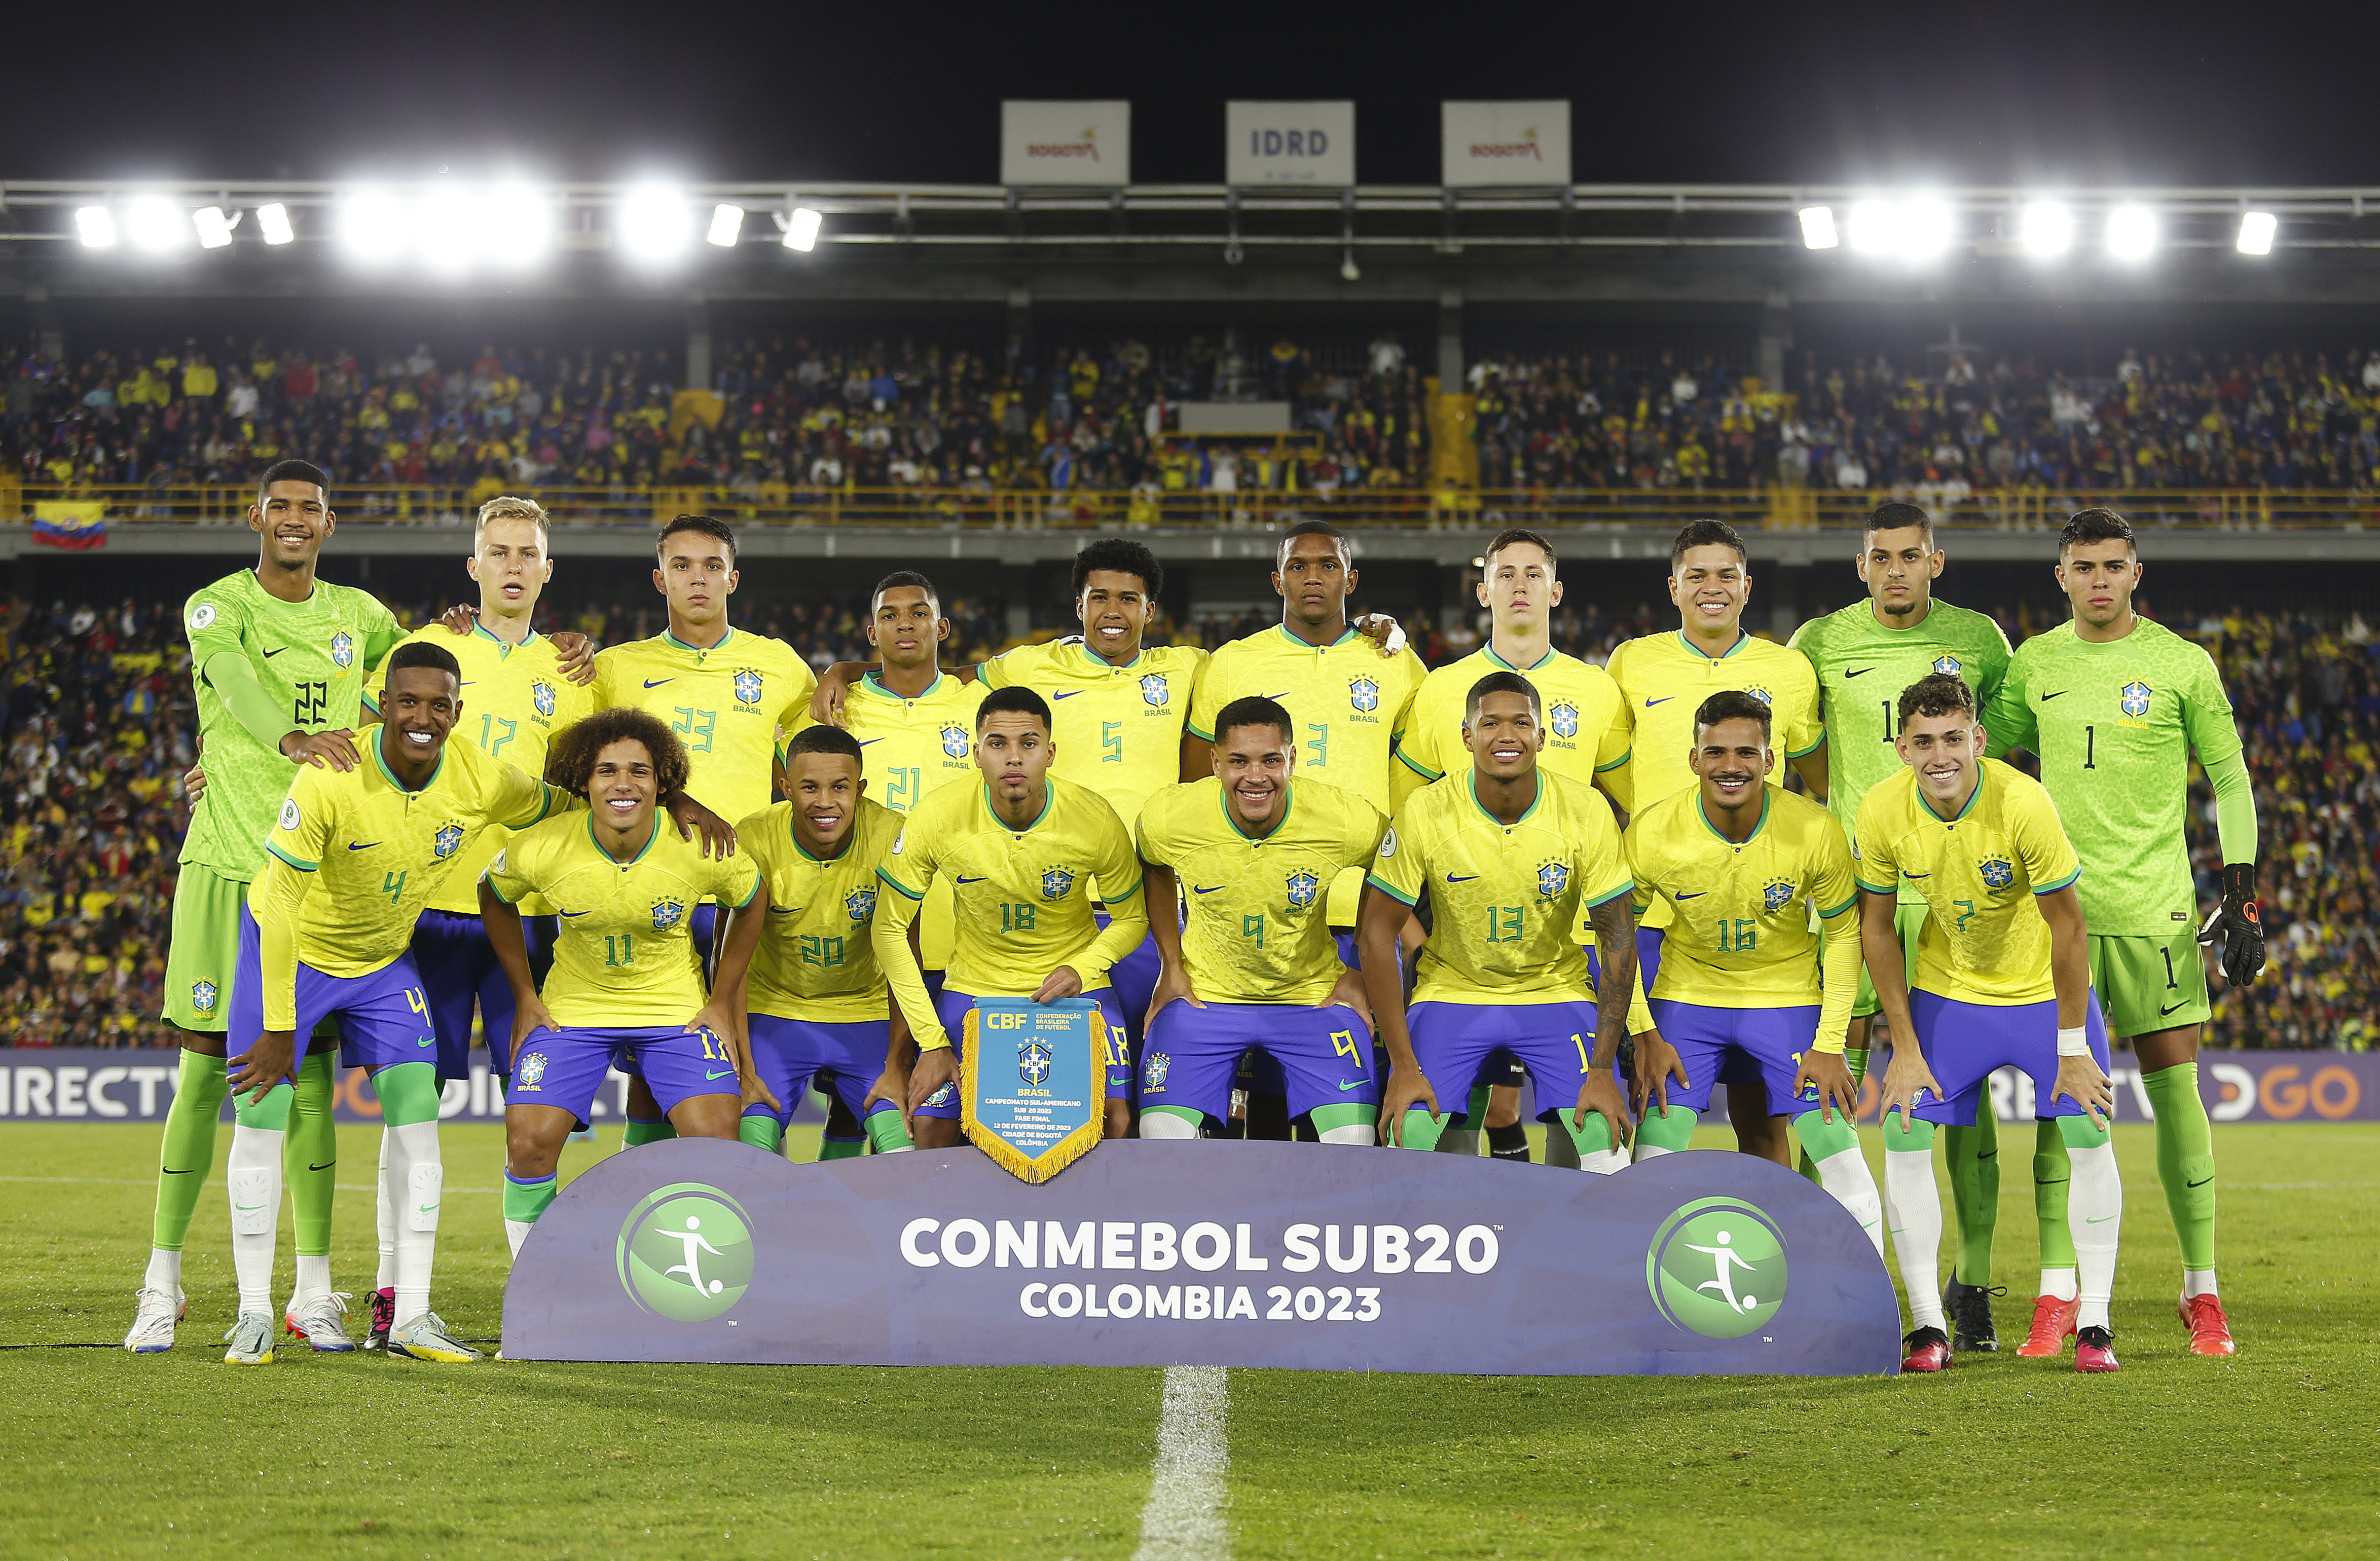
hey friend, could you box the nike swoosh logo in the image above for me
[1844,667,1875,678]
[2160,1002,2187,1016]
[1674,890,1706,900]
[418,1204,439,1214]
[234,1203,262,1211]
[857,738,883,747]
[262,647,286,658]
[2039,691,2067,702]
[2085,1214,2115,1223]
[2186,1176,2213,1188]
[1192,884,1224,895]
[1336,1080,1363,1092]
[163,1167,195,1175]
[347,842,380,851]
[559,909,592,917]
[1646,696,1674,707]
[1265,693,1291,701]
[308,1161,335,1171]
[955,875,988,884]
[1903,871,1930,879]
[1447,874,1479,884]
[767,906,802,915]
[1053,690,1084,700]
[643,678,673,688]
[705,1068,735,1081]
[1976,1151,1997,1162]
[416,1037,435,1048]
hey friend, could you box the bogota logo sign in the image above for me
[616,1182,755,1321]
[1646,1197,1788,1339]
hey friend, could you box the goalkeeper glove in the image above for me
[2196,861,2265,987]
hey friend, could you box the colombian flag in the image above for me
[31,501,106,550]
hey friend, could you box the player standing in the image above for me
[1361,673,1639,1169]
[872,686,1149,1146]
[220,642,570,1363]
[127,459,404,1354]
[1133,697,1387,1144]
[1788,500,2013,1348]
[1864,674,2121,1374]
[1985,508,2261,1357]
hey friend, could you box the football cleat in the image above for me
[124,1286,186,1354]
[365,1287,396,1352]
[1943,1279,2003,1352]
[222,1311,277,1365]
[284,1291,356,1352]
[2075,1324,2120,1373]
[388,1312,483,1363]
[2015,1294,2079,1358]
[2178,1292,2238,1356]
[1900,1326,1953,1373]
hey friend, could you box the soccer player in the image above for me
[219,642,572,1364]
[1985,508,2261,1357]
[1392,526,1631,1163]
[1619,691,1884,1249]
[872,686,1149,1148]
[1133,697,1388,1144]
[484,709,768,1254]
[734,725,915,1157]
[1789,499,2013,1349]
[591,514,814,1144]
[128,459,404,1355]
[1361,673,1639,1169]
[1864,673,2121,1374]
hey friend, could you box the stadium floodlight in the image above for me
[192,206,238,249]
[2106,203,2158,262]
[255,202,295,245]
[1846,199,1896,255]
[412,187,479,272]
[2020,200,2073,257]
[482,185,554,268]
[1898,198,1954,260]
[1798,205,1838,250]
[707,204,745,247]
[2238,210,2277,256]
[619,186,690,261]
[126,196,187,252]
[75,206,117,248]
[782,205,822,252]
[339,190,409,264]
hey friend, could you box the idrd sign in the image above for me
[1227,101,1356,186]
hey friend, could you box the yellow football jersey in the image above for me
[368,622,595,914]
[873,773,1149,1051]
[786,670,984,970]
[1603,630,1823,813]
[1368,771,1632,1007]
[1188,624,1426,924]
[742,796,903,1024]
[1853,759,2082,1006]
[1133,777,1386,1005]
[978,636,1207,837]
[1393,646,1631,804]
[485,812,763,1028]
[253,738,566,1027]
[1625,787,1858,1009]
[591,627,816,826]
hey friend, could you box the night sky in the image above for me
[16,1,2380,187]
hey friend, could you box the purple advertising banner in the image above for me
[501,1139,1903,1377]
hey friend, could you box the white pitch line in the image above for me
[1135,1365,1231,1561]
[0,1176,499,1193]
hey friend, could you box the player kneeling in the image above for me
[735,726,916,1157]
[1861,674,2121,1374]
[1362,673,1639,1167]
[1134,697,1389,1144]
[483,709,772,1255]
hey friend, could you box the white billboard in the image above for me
[1226,101,1356,187]
[1001,101,1131,186]
[1441,101,1570,186]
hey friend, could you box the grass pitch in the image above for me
[2,1120,2373,1559]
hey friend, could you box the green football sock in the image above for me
[373,1062,443,1127]
[864,1108,913,1154]
[234,1081,295,1130]
[1944,1112,2001,1287]
[1634,1104,1700,1154]
[285,1051,338,1260]
[151,1049,228,1252]
[1795,1045,1873,1185]
[2033,1116,2075,1270]
[2142,1063,2216,1271]
[503,1171,557,1225]
[1395,1107,1447,1151]
[739,1114,784,1154]
[623,1118,677,1147]
[817,1135,864,1161]
[1557,1110,1624,1161]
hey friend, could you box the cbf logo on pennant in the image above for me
[961,996,1105,1184]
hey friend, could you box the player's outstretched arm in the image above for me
[548,632,598,685]
[1582,895,1643,1154]
[1863,888,1940,1126]
[706,888,777,1113]
[1358,883,1434,1144]
[1790,739,1830,801]
[1796,904,1865,1124]
[479,877,557,1050]
[1140,863,1204,1024]
[2037,883,2113,1129]
[662,790,736,859]
[203,650,360,770]
[1353,612,1409,659]
[870,867,954,1109]
[230,855,314,1103]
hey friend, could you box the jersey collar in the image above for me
[663,625,737,656]
[1674,628,1750,662]
[369,732,445,794]
[585,810,663,867]
[1929,761,1987,824]
[1467,770,1542,828]
[861,667,944,701]
[982,781,1052,835]
[1219,778,1294,842]
[471,618,540,654]
[1483,644,1558,675]
[1071,637,1147,673]
[1273,623,1360,652]
[790,810,856,864]
[1696,789,1769,845]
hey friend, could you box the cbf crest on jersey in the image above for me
[1743,685,1773,706]
[1763,876,1797,913]
[1039,866,1076,901]
[651,898,687,932]
[1550,702,1580,739]
[329,630,355,669]
[1537,860,1571,900]
[2120,680,2153,718]
[432,822,465,859]
[940,725,970,760]
[532,682,557,718]
[1932,655,1964,676]
[1285,870,1321,908]
[733,669,764,705]
[844,887,878,923]
[1349,676,1381,714]
[1979,857,2015,891]
[1140,673,1170,707]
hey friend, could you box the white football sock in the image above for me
[1136,1110,1200,1140]
[1575,1146,1626,1175]
[505,1219,533,1259]
[2184,1267,2218,1299]
[1318,1122,1375,1146]
[385,1120,444,1328]
[2040,1266,2079,1302]
[143,1248,181,1294]
[1631,1142,1677,1162]
[1882,1147,1945,1332]
[226,1125,285,1315]
[1814,1145,1887,1257]
[375,1128,395,1293]
[2066,1140,2122,1332]
[292,1254,330,1308]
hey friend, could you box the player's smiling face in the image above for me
[588,738,659,834]
[377,666,460,775]
[468,516,552,614]
[868,586,946,673]
[1213,720,1296,830]
[975,712,1053,802]
[1077,569,1153,661]
[1896,711,1984,811]
[249,480,334,568]
[654,533,737,629]
[1689,716,1772,809]
[1273,535,1356,629]
[1463,692,1546,782]
[2055,538,2141,629]
[1856,525,1943,621]
[788,753,864,856]
[1477,542,1561,631]
[1669,545,1749,636]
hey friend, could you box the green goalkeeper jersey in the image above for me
[1789,597,2011,903]
[179,569,402,881]
[1984,616,2242,936]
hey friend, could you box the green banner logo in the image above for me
[615,1182,755,1321]
[1645,1196,1788,1339]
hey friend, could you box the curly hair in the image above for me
[542,707,689,798]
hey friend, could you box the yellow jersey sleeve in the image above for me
[483,830,540,906]
[266,763,334,872]
[1364,814,1423,908]
[1853,787,1901,894]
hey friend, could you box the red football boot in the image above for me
[2178,1292,2238,1356]
[2015,1294,2079,1358]
[2075,1324,2120,1373]
[1901,1325,1953,1373]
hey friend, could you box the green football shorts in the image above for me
[2090,924,2212,1037]
[1849,901,1928,1020]
[162,862,247,1033]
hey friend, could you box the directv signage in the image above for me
[1440,100,1571,186]
[1000,100,1131,186]
[1225,101,1356,187]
